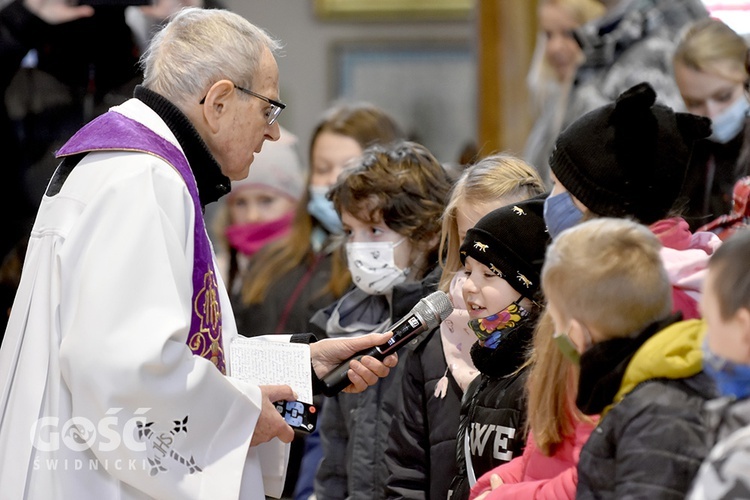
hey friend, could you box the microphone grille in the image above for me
[414,290,454,329]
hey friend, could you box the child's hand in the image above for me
[473,474,503,500]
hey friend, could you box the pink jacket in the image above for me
[469,418,596,500]
[649,217,721,320]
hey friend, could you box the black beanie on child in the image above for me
[549,82,711,224]
[460,197,549,301]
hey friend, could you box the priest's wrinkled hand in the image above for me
[250,385,295,447]
[310,332,399,393]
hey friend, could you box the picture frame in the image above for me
[330,39,476,164]
[315,0,473,21]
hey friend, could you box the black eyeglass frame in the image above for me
[199,84,286,125]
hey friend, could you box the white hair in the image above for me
[140,8,282,106]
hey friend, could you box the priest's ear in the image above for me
[200,80,235,133]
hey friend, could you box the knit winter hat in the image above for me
[460,197,549,300]
[229,126,305,201]
[549,82,711,224]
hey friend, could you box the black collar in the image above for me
[576,313,682,415]
[470,320,534,379]
[134,85,231,209]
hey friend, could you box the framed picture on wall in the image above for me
[315,0,472,20]
[330,39,476,165]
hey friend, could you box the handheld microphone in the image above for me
[320,290,453,396]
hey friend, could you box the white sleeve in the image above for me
[57,155,265,499]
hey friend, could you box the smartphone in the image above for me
[274,400,317,433]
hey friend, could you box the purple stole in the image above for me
[56,111,227,374]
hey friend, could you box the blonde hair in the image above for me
[542,218,672,340]
[438,154,545,291]
[525,310,587,455]
[674,17,749,84]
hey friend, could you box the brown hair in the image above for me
[707,229,750,320]
[241,102,404,305]
[437,153,545,292]
[330,141,452,279]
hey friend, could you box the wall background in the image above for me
[225,1,476,166]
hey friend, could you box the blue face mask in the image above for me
[543,191,583,239]
[307,185,343,235]
[702,339,750,400]
[709,97,750,144]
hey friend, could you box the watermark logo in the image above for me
[30,409,203,475]
[30,408,150,453]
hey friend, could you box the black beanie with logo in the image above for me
[549,82,711,224]
[460,197,549,301]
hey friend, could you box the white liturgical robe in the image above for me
[0,99,284,499]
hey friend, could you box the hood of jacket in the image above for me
[614,318,706,406]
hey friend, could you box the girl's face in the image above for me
[540,3,583,82]
[462,256,521,320]
[674,60,746,119]
[340,210,414,270]
[228,187,296,225]
[456,199,515,243]
[310,132,363,188]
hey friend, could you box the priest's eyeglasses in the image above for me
[199,85,286,126]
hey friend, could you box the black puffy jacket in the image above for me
[385,328,463,499]
[448,321,534,500]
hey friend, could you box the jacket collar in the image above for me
[469,320,534,378]
[134,85,231,209]
[576,313,685,416]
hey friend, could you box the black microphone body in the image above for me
[320,291,453,396]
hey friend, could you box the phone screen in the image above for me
[274,400,317,433]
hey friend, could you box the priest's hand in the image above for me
[310,332,399,394]
[250,385,295,447]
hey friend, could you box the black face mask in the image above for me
[575,315,681,415]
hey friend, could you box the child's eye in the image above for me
[370,227,384,236]
[484,272,496,279]
[716,91,734,103]
[313,164,333,176]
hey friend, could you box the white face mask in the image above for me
[346,239,409,295]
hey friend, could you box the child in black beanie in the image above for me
[447,196,549,498]
[542,81,721,320]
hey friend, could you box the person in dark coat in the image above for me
[541,217,718,499]
[673,18,750,229]
[447,197,550,500]
[313,141,452,500]
[384,155,545,500]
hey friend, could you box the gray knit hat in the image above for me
[229,126,306,201]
